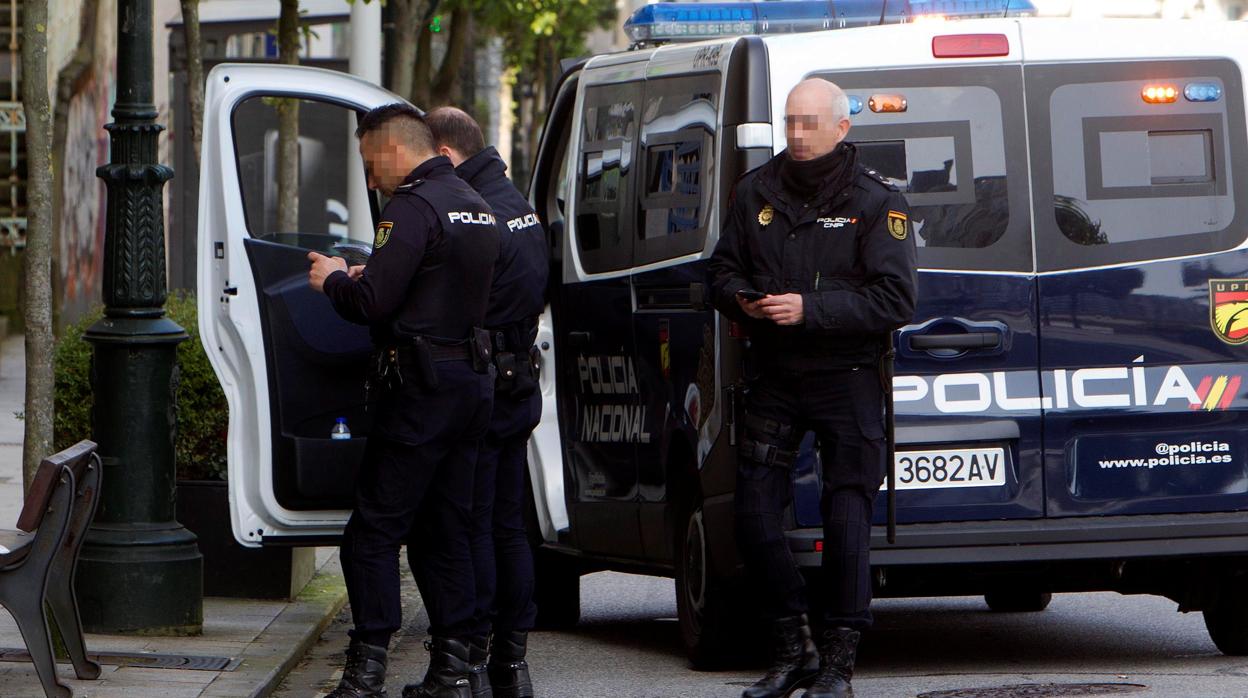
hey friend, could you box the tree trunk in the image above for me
[21,0,54,489]
[180,0,204,165]
[276,0,300,234]
[387,0,419,97]
[411,11,432,107]
[430,6,469,106]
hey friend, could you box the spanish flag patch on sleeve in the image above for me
[886,211,908,241]
[375,221,394,249]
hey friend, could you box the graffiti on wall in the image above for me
[57,72,110,317]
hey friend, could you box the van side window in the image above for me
[576,82,642,273]
[1027,60,1247,271]
[819,67,1031,272]
[636,75,720,266]
[231,97,371,243]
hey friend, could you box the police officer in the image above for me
[308,104,500,698]
[709,78,917,698]
[410,106,548,698]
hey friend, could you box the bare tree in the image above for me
[180,0,205,165]
[276,0,301,233]
[388,0,421,99]
[21,0,53,488]
[429,5,470,107]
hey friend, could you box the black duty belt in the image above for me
[429,343,472,362]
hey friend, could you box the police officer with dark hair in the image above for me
[417,106,548,698]
[307,103,500,698]
[709,79,917,698]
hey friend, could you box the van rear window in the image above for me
[1026,60,1247,271]
[816,67,1031,272]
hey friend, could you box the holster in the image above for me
[470,327,493,375]
[490,321,541,399]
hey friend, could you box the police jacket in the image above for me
[455,146,549,347]
[709,144,918,370]
[324,156,501,346]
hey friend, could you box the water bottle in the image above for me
[331,417,351,440]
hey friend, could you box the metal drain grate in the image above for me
[0,648,241,672]
[918,684,1148,698]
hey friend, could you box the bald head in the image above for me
[784,78,852,161]
[426,107,487,167]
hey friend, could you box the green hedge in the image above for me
[54,292,229,481]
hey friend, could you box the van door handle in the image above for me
[568,331,593,349]
[909,332,1001,351]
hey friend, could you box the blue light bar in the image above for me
[1185,82,1223,102]
[624,0,1037,46]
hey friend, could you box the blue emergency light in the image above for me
[624,0,1037,46]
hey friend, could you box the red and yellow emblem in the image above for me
[1210,279,1248,345]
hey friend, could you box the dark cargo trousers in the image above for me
[342,361,493,647]
[735,366,887,631]
[468,389,542,636]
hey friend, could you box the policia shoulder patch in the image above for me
[375,221,394,249]
[886,210,908,241]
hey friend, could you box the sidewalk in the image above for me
[0,334,347,697]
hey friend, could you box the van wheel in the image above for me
[984,589,1052,613]
[675,499,750,669]
[1203,579,1248,656]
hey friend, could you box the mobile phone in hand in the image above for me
[736,289,766,302]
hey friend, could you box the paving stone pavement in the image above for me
[0,334,347,697]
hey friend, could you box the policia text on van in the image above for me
[196,0,1248,672]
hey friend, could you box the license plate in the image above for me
[885,447,1007,490]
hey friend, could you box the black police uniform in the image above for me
[455,146,549,638]
[709,143,917,633]
[323,156,500,650]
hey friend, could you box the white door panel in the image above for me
[528,307,570,541]
[197,63,405,546]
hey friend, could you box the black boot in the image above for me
[468,636,493,698]
[802,627,860,698]
[486,630,534,698]
[401,637,473,698]
[742,615,819,698]
[328,640,389,697]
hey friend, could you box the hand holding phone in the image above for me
[736,289,767,302]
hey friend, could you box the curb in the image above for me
[200,559,348,698]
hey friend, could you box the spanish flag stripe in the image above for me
[1219,376,1242,410]
[1192,376,1214,410]
[1229,327,1248,339]
[1203,375,1229,411]
[1217,292,1248,303]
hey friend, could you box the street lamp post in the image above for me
[75,0,203,634]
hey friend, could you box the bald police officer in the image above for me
[419,106,548,698]
[709,79,917,698]
[308,104,499,698]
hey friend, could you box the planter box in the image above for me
[176,479,315,600]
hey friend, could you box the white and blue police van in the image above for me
[198,0,1248,665]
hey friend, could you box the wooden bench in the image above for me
[1,440,103,697]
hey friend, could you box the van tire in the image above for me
[1203,580,1248,656]
[675,497,752,669]
[984,589,1052,613]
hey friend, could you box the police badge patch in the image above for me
[887,210,908,240]
[759,204,774,227]
[375,221,394,249]
[1210,279,1248,345]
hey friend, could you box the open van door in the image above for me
[197,64,405,547]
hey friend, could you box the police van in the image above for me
[198,0,1248,665]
